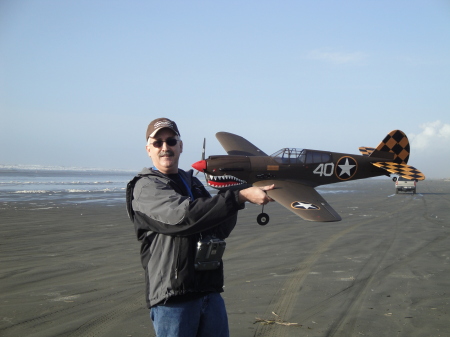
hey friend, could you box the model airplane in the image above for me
[192,130,425,224]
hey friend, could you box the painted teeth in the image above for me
[206,174,246,188]
[207,175,245,184]
[209,175,245,183]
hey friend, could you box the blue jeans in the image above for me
[150,292,229,337]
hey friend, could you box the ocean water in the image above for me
[0,165,212,205]
[0,165,136,205]
[0,164,378,206]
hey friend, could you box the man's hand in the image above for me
[238,184,275,205]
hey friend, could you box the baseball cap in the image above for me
[146,118,180,140]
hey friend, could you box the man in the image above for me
[126,118,274,336]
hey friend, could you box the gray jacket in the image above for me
[126,167,244,308]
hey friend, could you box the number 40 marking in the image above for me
[313,163,334,177]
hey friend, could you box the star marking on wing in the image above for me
[338,158,356,177]
[291,201,319,210]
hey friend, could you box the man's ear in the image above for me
[180,140,183,153]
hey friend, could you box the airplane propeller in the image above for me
[195,138,206,176]
[202,138,205,160]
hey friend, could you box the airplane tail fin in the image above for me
[359,130,410,164]
[361,130,425,180]
[374,130,410,164]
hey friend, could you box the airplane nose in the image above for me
[192,160,207,172]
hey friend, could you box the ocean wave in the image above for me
[0,164,135,173]
[0,180,117,186]
[65,188,121,193]
[317,189,356,194]
[11,188,124,194]
[13,190,48,194]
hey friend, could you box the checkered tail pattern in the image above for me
[372,162,426,180]
[375,130,410,164]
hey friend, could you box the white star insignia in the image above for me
[339,158,356,177]
[292,202,319,210]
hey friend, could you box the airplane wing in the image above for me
[253,180,342,222]
[216,132,268,156]
[359,146,375,156]
[372,162,425,180]
[359,146,395,160]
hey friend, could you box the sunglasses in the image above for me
[150,138,180,148]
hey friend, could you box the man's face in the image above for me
[146,129,183,174]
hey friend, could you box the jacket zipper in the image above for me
[175,237,180,279]
[161,170,193,281]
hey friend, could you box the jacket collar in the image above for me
[138,167,194,183]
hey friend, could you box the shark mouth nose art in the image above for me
[206,174,246,188]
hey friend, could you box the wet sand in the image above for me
[1,179,449,336]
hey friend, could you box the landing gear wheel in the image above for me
[257,213,269,226]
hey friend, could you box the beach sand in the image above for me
[1,179,449,336]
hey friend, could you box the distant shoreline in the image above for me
[0,164,136,173]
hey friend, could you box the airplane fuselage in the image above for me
[199,149,390,189]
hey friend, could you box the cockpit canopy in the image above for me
[271,148,331,164]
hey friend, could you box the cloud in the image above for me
[408,121,450,178]
[409,120,450,151]
[307,49,366,65]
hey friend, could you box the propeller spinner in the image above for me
[192,160,207,172]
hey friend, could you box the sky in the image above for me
[1,0,449,179]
